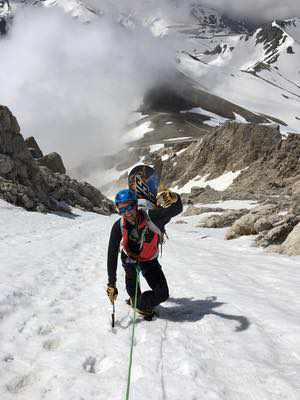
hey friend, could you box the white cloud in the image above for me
[0,5,177,170]
[194,0,300,21]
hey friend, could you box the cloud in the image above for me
[91,0,300,22]
[98,0,300,22]
[0,5,177,175]
[199,0,300,21]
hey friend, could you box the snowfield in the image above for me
[0,200,299,400]
[178,20,300,133]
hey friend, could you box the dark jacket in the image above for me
[107,195,183,286]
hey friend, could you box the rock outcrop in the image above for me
[255,215,299,248]
[225,204,279,240]
[197,209,249,228]
[290,180,300,215]
[221,199,300,255]
[161,122,282,191]
[25,136,43,159]
[228,134,300,194]
[37,152,66,174]
[0,105,114,215]
[272,223,300,256]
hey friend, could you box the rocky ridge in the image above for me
[107,114,300,255]
[0,105,114,215]
[113,120,299,199]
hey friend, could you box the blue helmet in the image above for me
[114,189,137,206]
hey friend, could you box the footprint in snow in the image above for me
[3,354,14,363]
[42,337,61,351]
[82,356,97,374]
[6,374,31,394]
[37,324,54,336]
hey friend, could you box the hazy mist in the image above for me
[0,5,177,174]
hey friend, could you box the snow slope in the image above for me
[1,200,299,399]
[178,19,300,132]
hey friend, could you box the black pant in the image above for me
[122,257,169,311]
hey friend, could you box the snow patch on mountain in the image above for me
[178,19,300,131]
[38,0,102,22]
[124,120,154,143]
[174,170,243,193]
[181,107,229,126]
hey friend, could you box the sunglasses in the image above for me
[117,203,137,215]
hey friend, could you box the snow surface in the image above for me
[233,112,248,123]
[42,0,101,23]
[178,24,300,132]
[174,171,243,193]
[149,144,164,153]
[1,199,299,399]
[181,107,229,127]
[176,147,187,156]
[197,200,258,210]
[123,121,154,143]
[163,136,192,142]
[126,112,148,125]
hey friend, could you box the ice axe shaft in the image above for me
[111,302,115,328]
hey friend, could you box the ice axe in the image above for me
[111,300,115,328]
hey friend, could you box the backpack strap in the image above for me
[142,210,168,257]
[144,211,162,239]
[119,211,166,258]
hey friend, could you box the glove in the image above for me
[156,190,178,208]
[106,285,118,304]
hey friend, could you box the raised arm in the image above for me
[149,191,183,230]
[107,219,122,286]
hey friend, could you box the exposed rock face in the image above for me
[0,105,37,186]
[162,122,282,190]
[197,209,249,228]
[272,223,300,256]
[37,152,66,174]
[0,154,14,175]
[225,204,279,240]
[290,180,300,215]
[253,217,274,233]
[140,121,299,206]
[255,24,284,60]
[181,186,223,205]
[204,44,222,55]
[228,134,300,194]
[255,215,299,248]
[25,136,43,159]
[225,213,259,239]
[0,105,114,215]
[221,197,299,253]
[0,17,7,35]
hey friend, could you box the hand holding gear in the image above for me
[157,190,178,208]
[106,285,118,304]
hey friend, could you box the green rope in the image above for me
[125,264,141,400]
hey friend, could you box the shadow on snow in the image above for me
[157,296,250,332]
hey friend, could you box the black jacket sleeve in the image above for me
[107,219,122,286]
[149,193,183,232]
